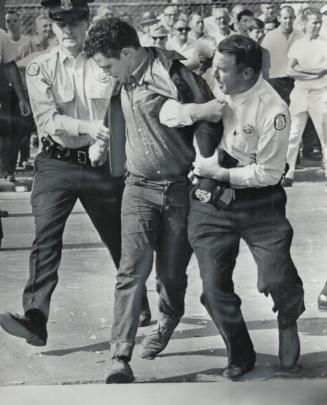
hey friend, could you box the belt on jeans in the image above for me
[41,137,91,166]
[233,184,282,199]
[127,172,189,183]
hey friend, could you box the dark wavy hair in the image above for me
[218,34,262,74]
[84,17,140,58]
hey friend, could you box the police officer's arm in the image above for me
[195,109,291,188]
[26,63,108,146]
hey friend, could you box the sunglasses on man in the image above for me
[175,27,190,33]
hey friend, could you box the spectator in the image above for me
[188,13,216,72]
[159,6,177,40]
[0,28,31,182]
[137,11,159,46]
[204,7,230,43]
[20,15,56,57]
[248,17,265,44]
[95,4,115,19]
[258,3,277,23]
[229,4,245,32]
[283,8,327,187]
[264,17,278,34]
[166,19,200,72]
[262,6,302,103]
[5,10,30,61]
[150,24,168,49]
[236,9,255,37]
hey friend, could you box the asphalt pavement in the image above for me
[0,158,327,404]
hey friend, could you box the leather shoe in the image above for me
[140,318,179,359]
[222,351,256,379]
[106,359,135,384]
[279,323,300,369]
[139,294,151,327]
[318,282,327,311]
[281,177,293,188]
[0,312,47,346]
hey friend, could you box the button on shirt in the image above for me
[221,78,290,188]
[26,46,113,149]
[120,48,195,179]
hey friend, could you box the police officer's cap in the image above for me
[40,0,94,22]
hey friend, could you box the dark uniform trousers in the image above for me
[188,184,305,364]
[23,153,124,323]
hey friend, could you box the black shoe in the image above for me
[222,351,256,379]
[106,359,135,384]
[318,282,327,311]
[139,294,151,327]
[0,312,47,346]
[0,210,9,218]
[279,323,300,369]
[140,317,179,359]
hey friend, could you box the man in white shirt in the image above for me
[160,35,305,379]
[262,6,302,104]
[284,8,327,186]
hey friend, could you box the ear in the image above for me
[242,66,254,80]
[277,15,281,24]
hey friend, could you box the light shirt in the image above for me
[9,34,31,61]
[288,35,327,90]
[166,38,200,71]
[0,28,17,64]
[261,27,303,78]
[26,46,113,149]
[160,78,290,188]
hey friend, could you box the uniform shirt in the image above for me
[160,77,290,188]
[0,28,17,64]
[288,35,327,90]
[262,27,303,79]
[120,48,195,179]
[26,46,113,149]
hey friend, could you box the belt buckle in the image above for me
[77,150,87,164]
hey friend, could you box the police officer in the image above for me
[161,35,305,378]
[0,0,150,347]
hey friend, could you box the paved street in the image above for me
[0,162,327,403]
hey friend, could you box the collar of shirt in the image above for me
[227,77,262,105]
[58,47,84,66]
[129,48,151,85]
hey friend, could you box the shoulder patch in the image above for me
[274,114,286,130]
[26,62,40,77]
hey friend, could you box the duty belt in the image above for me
[41,137,91,166]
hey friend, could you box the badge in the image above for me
[60,0,73,10]
[195,189,211,203]
[26,62,40,77]
[274,114,286,130]
[243,125,255,136]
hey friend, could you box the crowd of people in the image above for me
[0,0,326,384]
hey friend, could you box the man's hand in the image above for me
[193,149,229,182]
[190,98,226,123]
[19,99,31,117]
[89,142,108,167]
[79,121,110,143]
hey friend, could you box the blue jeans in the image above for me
[111,174,192,361]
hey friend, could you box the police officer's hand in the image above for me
[19,99,31,117]
[79,121,110,144]
[191,99,226,123]
[193,149,229,182]
[89,142,108,167]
